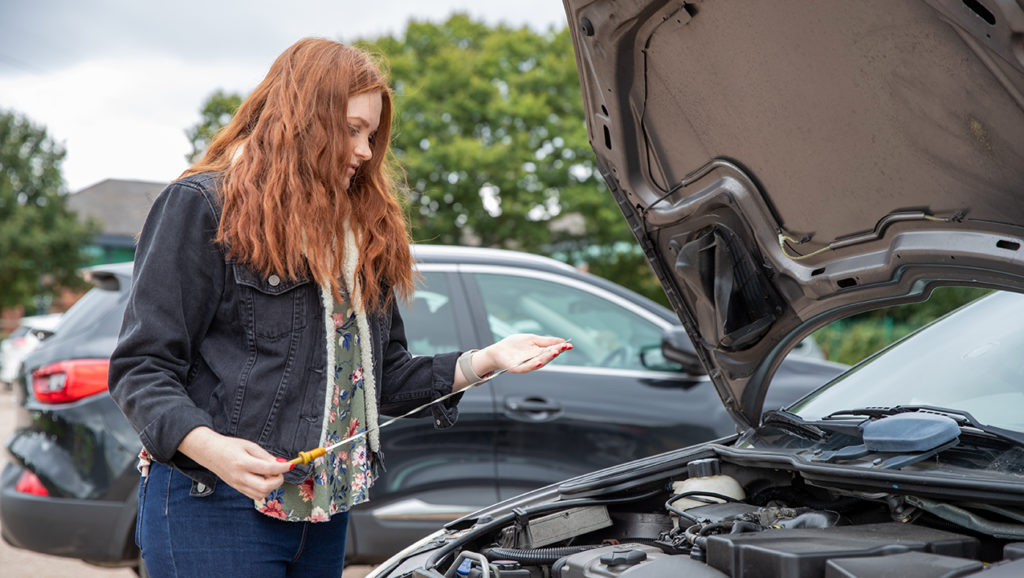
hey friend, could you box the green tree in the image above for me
[0,110,98,311]
[361,15,666,304]
[813,286,990,364]
[185,90,243,163]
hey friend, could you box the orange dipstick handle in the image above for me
[288,447,327,466]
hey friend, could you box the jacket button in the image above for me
[268,275,281,286]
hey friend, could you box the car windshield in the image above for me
[791,291,1024,433]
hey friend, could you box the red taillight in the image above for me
[14,470,49,496]
[32,359,110,403]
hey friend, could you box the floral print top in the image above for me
[254,286,374,522]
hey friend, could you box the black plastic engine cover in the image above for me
[555,543,727,577]
[705,522,979,578]
[824,551,983,578]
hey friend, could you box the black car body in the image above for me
[367,1,1024,577]
[1,265,138,565]
[0,245,842,570]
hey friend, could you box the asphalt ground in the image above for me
[0,388,374,577]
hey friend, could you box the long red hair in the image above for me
[182,38,413,311]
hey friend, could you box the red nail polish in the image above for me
[536,362,543,368]
[276,457,287,462]
[289,463,295,470]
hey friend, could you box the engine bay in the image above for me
[410,453,1024,578]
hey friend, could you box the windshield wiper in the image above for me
[821,405,1024,447]
[761,410,830,440]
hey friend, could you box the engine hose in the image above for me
[666,490,744,525]
[482,545,600,564]
[730,521,762,534]
[698,521,738,536]
[685,519,762,552]
[684,523,701,545]
[771,511,840,529]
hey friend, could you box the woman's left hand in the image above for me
[490,334,572,373]
[456,334,572,390]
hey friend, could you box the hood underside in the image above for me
[564,0,1024,429]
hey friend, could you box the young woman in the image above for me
[108,37,570,576]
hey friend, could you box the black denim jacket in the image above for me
[108,172,461,488]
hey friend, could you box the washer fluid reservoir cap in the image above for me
[687,458,721,478]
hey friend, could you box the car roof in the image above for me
[81,261,134,292]
[16,313,63,330]
[413,244,677,322]
[84,260,134,277]
[412,244,578,272]
[84,248,577,276]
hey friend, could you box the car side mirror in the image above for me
[661,327,706,375]
[638,344,682,372]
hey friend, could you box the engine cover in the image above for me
[554,543,727,577]
[705,522,979,578]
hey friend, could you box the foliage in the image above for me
[814,319,917,366]
[0,110,98,310]
[813,286,990,365]
[185,90,244,164]
[360,15,668,304]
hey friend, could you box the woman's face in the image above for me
[342,91,383,191]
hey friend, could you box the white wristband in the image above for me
[458,349,484,383]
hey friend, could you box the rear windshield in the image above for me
[55,285,127,342]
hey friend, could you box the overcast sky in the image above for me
[0,0,569,192]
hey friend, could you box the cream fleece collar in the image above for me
[317,225,380,454]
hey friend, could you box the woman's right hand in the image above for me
[178,427,293,500]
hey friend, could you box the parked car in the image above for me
[0,244,843,572]
[0,313,62,388]
[366,0,1024,577]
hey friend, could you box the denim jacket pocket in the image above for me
[232,263,311,340]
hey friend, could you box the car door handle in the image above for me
[504,396,562,414]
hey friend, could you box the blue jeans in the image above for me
[137,462,349,577]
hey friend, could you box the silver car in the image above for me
[0,313,61,387]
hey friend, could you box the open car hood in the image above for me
[564,0,1024,431]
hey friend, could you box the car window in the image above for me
[397,271,460,356]
[55,285,125,342]
[471,272,664,370]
